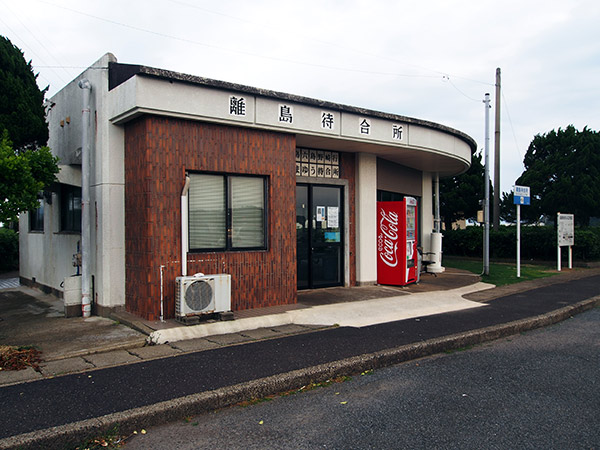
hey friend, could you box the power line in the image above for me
[33,66,108,70]
[444,76,482,102]
[1,0,71,85]
[502,90,525,164]
[0,15,55,88]
[167,0,495,89]
[31,0,490,90]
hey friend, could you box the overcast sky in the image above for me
[2,0,599,195]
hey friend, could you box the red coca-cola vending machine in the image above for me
[377,197,418,286]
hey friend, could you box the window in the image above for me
[60,184,82,232]
[377,189,405,202]
[189,173,267,251]
[29,199,44,232]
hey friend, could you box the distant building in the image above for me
[19,53,476,320]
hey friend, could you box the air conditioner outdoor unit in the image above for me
[175,274,231,317]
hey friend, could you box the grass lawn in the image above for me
[443,256,558,287]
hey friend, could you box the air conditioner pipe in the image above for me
[181,176,191,277]
[78,79,92,318]
[159,265,165,322]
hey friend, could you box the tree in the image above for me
[0,36,48,150]
[0,131,58,223]
[513,125,600,226]
[440,150,486,230]
[0,35,58,224]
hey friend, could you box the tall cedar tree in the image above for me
[440,150,486,230]
[0,36,48,150]
[509,125,600,226]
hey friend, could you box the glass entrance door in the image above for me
[296,184,344,289]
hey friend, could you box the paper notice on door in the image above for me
[316,206,325,222]
[327,206,339,228]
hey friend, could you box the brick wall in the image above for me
[124,117,297,320]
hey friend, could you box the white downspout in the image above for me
[434,172,441,233]
[78,79,92,318]
[181,176,191,277]
[429,172,445,273]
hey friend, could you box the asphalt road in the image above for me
[125,307,600,450]
[0,275,599,440]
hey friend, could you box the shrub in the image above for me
[0,227,19,271]
[443,226,600,262]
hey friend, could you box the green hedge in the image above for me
[443,226,600,261]
[0,227,19,271]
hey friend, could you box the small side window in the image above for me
[60,184,82,232]
[29,199,44,232]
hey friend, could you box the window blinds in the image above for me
[189,174,226,249]
[231,176,265,248]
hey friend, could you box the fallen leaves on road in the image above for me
[0,345,42,371]
[75,428,146,449]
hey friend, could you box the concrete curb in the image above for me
[2,295,599,450]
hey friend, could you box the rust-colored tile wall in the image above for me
[124,117,297,320]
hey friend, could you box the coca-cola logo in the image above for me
[377,208,399,267]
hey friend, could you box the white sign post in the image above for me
[514,185,530,278]
[557,213,574,271]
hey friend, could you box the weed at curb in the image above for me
[237,375,353,408]
[444,345,474,354]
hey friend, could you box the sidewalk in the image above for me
[1,267,599,387]
[0,268,487,386]
[1,268,599,449]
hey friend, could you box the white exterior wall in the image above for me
[93,57,125,309]
[110,76,472,177]
[355,153,378,285]
[18,189,80,289]
[19,53,125,310]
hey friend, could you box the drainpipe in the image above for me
[433,173,441,233]
[181,176,191,276]
[78,79,92,318]
[429,173,445,273]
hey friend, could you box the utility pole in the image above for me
[493,68,501,230]
[483,93,491,276]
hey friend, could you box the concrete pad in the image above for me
[170,338,220,353]
[0,287,146,362]
[288,282,493,328]
[270,324,314,334]
[129,345,182,360]
[206,333,250,346]
[148,282,495,344]
[84,350,141,368]
[0,367,43,386]
[148,314,294,344]
[239,328,282,340]
[41,357,94,377]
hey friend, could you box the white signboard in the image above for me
[514,185,530,205]
[557,214,574,246]
[327,207,339,228]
